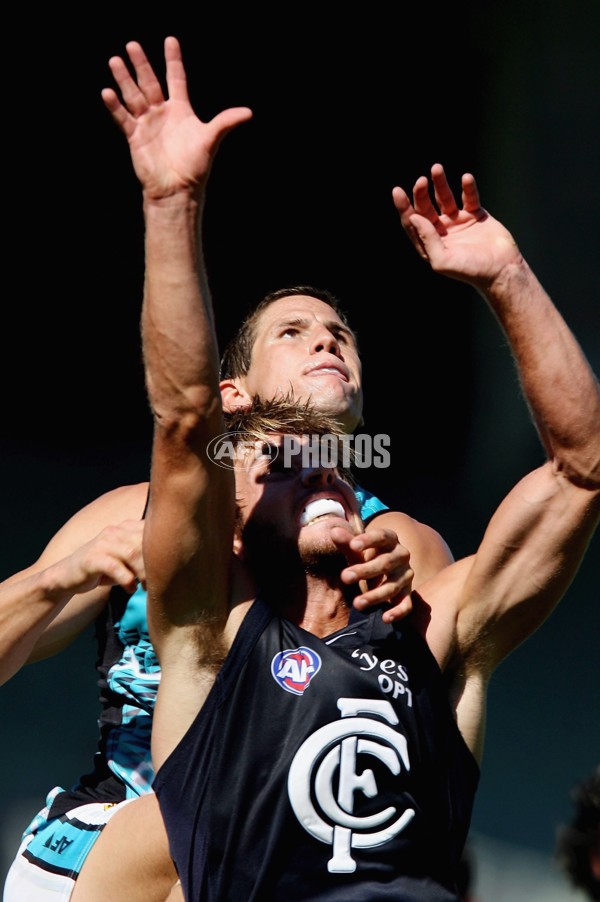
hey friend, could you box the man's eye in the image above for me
[265,458,290,476]
[280,327,299,338]
[266,454,301,478]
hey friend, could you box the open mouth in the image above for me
[299,498,346,527]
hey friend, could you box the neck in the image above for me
[241,526,358,635]
[264,571,354,637]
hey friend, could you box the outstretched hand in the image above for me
[101,36,252,199]
[392,163,522,288]
[331,526,414,623]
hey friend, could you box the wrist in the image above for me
[143,190,204,233]
[479,254,535,306]
[34,563,76,606]
[143,186,203,206]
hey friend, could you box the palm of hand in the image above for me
[128,98,215,197]
[102,38,251,201]
[430,208,519,284]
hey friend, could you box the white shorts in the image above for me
[3,787,136,901]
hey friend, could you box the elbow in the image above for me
[552,449,600,492]
[151,388,224,442]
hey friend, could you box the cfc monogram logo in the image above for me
[287,698,415,873]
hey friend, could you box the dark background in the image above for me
[1,0,599,889]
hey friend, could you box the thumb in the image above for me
[209,106,253,148]
[330,526,363,567]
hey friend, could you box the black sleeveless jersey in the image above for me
[153,599,480,901]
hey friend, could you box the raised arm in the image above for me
[393,164,600,482]
[102,37,252,767]
[395,166,600,760]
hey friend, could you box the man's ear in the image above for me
[233,530,244,556]
[220,378,252,412]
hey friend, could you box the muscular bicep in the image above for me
[456,462,599,669]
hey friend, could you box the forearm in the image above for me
[142,191,221,427]
[394,168,599,485]
[140,170,237,668]
[105,37,241,667]
[0,568,83,684]
[141,190,232,623]
[480,258,600,486]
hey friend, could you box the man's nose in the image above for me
[300,465,335,487]
[309,328,340,356]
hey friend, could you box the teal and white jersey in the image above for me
[354,485,389,522]
[104,583,160,797]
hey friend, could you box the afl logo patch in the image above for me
[271,647,322,695]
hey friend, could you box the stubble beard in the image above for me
[241,517,348,600]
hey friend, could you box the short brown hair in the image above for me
[219,286,356,381]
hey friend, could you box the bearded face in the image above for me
[232,437,363,607]
[240,511,352,599]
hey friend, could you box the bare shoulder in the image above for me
[31,482,150,572]
[369,509,454,587]
[69,482,150,525]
